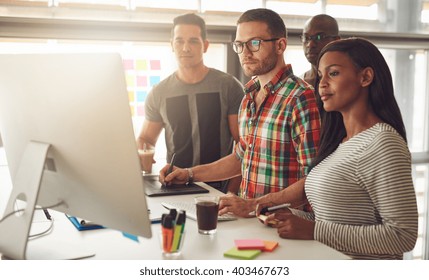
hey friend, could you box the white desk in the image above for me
[0,153,349,260]
[18,185,347,260]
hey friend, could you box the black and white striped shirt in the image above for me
[305,123,418,259]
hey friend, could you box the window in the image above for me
[266,0,378,20]
[412,164,429,259]
[133,0,199,11]
[379,47,429,259]
[326,2,378,20]
[201,0,262,13]
[422,1,429,23]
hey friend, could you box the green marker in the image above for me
[171,210,186,252]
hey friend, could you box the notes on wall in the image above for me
[123,58,161,118]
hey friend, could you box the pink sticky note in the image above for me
[234,239,265,250]
[150,60,161,70]
[136,75,147,87]
[123,59,134,70]
[136,105,145,116]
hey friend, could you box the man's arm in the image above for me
[224,114,242,194]
[228,114,240,143]
[256,177,307,207]
[161,153,242,185]
[292,89,321,176]
[136,120,163,149]
[218,177,307,217]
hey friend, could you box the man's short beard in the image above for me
[243,54,278,77]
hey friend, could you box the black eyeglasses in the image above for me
[231,38,280,54]
[300,33,337,44]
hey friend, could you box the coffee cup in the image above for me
[138,148,155,174]
[194,196,219,235]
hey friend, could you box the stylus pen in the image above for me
[259,203,291,215]
[166,153,176,176]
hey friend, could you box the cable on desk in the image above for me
[28,216,54,240]
[0,200,64,224]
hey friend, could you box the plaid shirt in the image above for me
[235,65,321,199]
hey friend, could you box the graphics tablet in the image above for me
[144,177,209,197]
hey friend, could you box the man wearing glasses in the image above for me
[301,14,340,87]
[161,9,321,217]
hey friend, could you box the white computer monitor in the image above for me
[0,53,152,259]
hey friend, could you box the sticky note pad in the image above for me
[224,247,261,260]
[235,239,266,250]
[263,240,279,252]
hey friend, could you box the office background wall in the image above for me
[0,0,428,260]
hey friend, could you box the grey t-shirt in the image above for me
[145,68,244,168]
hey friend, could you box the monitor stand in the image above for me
[0,141,94,260]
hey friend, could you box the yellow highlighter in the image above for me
[171,210,186,252]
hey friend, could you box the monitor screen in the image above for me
[0,53,152,259]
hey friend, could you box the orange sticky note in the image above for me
[263,240,279,252]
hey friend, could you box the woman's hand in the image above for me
[270,212,315,240]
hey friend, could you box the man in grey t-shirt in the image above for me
[136,13,243,193]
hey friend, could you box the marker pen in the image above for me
[161,214,174,253]
[169,208,177,221]
[161,213,167,224]
[178,210,186,248]
[171,210,186,251]
[259,203,291,215]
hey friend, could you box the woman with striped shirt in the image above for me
[258,38,418,259]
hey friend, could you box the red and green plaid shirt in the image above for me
[235,65,321,199]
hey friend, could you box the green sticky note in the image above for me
[223,247,261,260]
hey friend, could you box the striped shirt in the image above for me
[235,65,321,198]
[305,123,418,259]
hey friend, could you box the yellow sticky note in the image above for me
[136,59,147,71]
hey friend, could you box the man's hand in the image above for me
[159,164,188,185]
[219,193,256,218]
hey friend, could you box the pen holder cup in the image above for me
[158,230,185,257]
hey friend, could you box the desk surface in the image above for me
[24,184,348,260]
[0,157,349,260]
